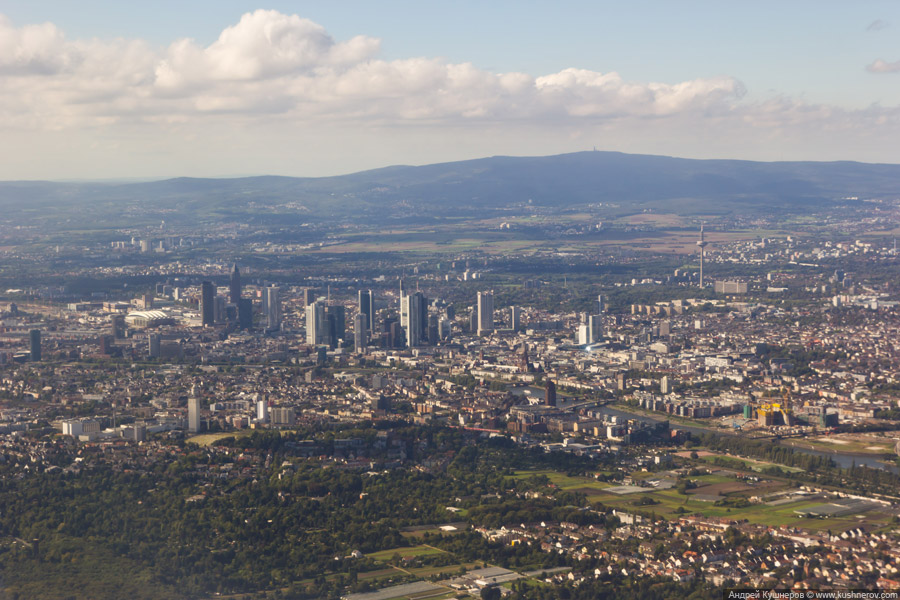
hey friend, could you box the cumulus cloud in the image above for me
[867,59,900,73]
[0,9,748,128]
[0,9,899,178]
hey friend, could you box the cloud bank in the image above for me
[0,10,898,177]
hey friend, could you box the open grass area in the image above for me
[508,469,612,492]
[697,453,805,473]
[784,436,896,456]
[367,545,448,562]
[187,430,255,446]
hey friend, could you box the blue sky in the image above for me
[0,1,898,179]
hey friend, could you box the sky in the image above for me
[0,1,899,180]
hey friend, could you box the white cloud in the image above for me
[866,59,900,73]
[0,9,747,127]
[0,9,899,178]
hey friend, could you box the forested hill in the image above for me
[1,151,899,227]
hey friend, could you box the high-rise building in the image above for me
[256,399,269,423]
[229,264,241,305]
[200,281,215,327]
[188,396,201,433]
[400,291,427,347]
[354,312,368,354]
[595,294,605,315]
[148,333,161,358]
[326,305,345,348]
[477,291,494,335]
[301,288,316,307]
[510,305,522,331]
[589,314,602,344]
[238,298,253,330]
[545,379,557,407]
[306,301,326,346]
[213,296,226,324]
[29,329,41,362]
[263,286,281,331]
[358,290,375,333]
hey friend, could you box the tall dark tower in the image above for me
[29,329,41,362]
[229,264,241,305]
[545,379,557,407]
[358,290,375,333]
[201,281,215,327]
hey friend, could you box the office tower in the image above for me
[29,329,41,361]
[301,288,316,307]
[99,335,112,355]
[427,314,439,345]
[354,312,368,354]
[510,306,522,331]
[188,396,201,433]
[306,301,326,346]
[595,294,605,315]
[200,281,215,326]
[229,264,241,305]
[545,379,557,407]
[358,290,375,333]
[110,314,126,339]
[589,314,603,344]
[326,305,345,348]
[256,399,269,423]
[148,333,161,358]
[264,286,281,331]
[214,296,226,324]
[659,320,671,337]
[660,376,671,394]
[439,317,452,341]
[477,291,494,335]
[400,291,427,347]
[238,298,253,330]
[469,307,478,333]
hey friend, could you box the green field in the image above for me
[509,469,612,492]
[366,545,448,562]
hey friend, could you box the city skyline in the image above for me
[1,2,900,179]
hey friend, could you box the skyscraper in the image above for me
[510,305,522,331]
[477,291,494,335]
[400,291,427,347]
[326,305,345,348]
[256,399,269,423]
[238,298,253,330]
[200,281,215,327]
[188,396,201,433]
[306,301,326,346]
[229,264,241,305]
[358,290,375,333]
[263,286,281,331]
[29,329,41,362]
[354,312,368,354]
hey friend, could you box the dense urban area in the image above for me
[3,193,900,600]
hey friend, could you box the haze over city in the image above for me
[1,1,900,179]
